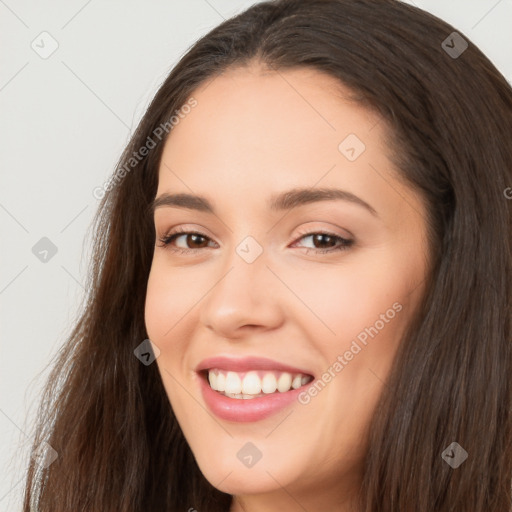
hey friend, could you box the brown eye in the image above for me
[311,233,337,249]
[158,230,215,253]
[292,231,354,254]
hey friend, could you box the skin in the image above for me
[144,62,430,512]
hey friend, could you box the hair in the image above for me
[23,0,512,510]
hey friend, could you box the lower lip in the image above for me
[198,373,309,422]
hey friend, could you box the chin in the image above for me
[193,449,302,495]
[202,466,285,496]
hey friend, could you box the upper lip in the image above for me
[196,356,314,376]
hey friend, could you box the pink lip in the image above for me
[195,356,314,376]
[198,373,310,422]
[195,356,315,423]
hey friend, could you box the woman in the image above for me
[23,0,512,510]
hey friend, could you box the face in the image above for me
[144,64,430,511]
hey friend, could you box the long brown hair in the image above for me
[23,0,512,510]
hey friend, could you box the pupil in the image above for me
[314,234,334,248]
[190,234,206,247]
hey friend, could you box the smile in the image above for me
[206,369,313,399]
[195,356,316,422]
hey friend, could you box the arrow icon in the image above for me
[31,31,59,60]
[441,441,468,468]
[236,236,263,263]
[338,134,365,161]
[441,32,467,59]
[134,339,160,365]
[237,441,262,467]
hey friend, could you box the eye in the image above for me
[157,227,216,254]
[157,228,354,255]
[290,229,354,254]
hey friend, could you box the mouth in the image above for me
[195,356,316,422]
[199,368,314,399]
[195,355,315,400]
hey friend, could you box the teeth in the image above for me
[261,373,277,393]
[292,375,302,389]
[216,372,226,392]
[277,372,292,392]
[225,371,242,394]
[208,371,217,390]
[242,371,261,395]
[206,369,312,398]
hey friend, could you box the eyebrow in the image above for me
[150,187,378,217]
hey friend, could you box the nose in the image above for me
[199,251,285,338]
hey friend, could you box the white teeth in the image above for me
[277,372,292,392]
[208,371,217,391]
[242,371,261,395]
[206,369,312,398]
[291,375,302,389]
[225,371,242,394]
[261,373,277,393]
[216,372,226,392]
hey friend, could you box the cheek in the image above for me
[144,269,169,342]
[290,258,409,340]
[144,263,208,388]
[144,269,192,411]
[144,264,190,352]
[295,263,415,451]
[293,250,421,390]
[144,262,197,338]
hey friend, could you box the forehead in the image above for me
[160,65,381,170]
[155,65,419,225]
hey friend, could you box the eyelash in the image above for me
[157,227,354,255]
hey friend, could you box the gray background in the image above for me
[1,1,511,509]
